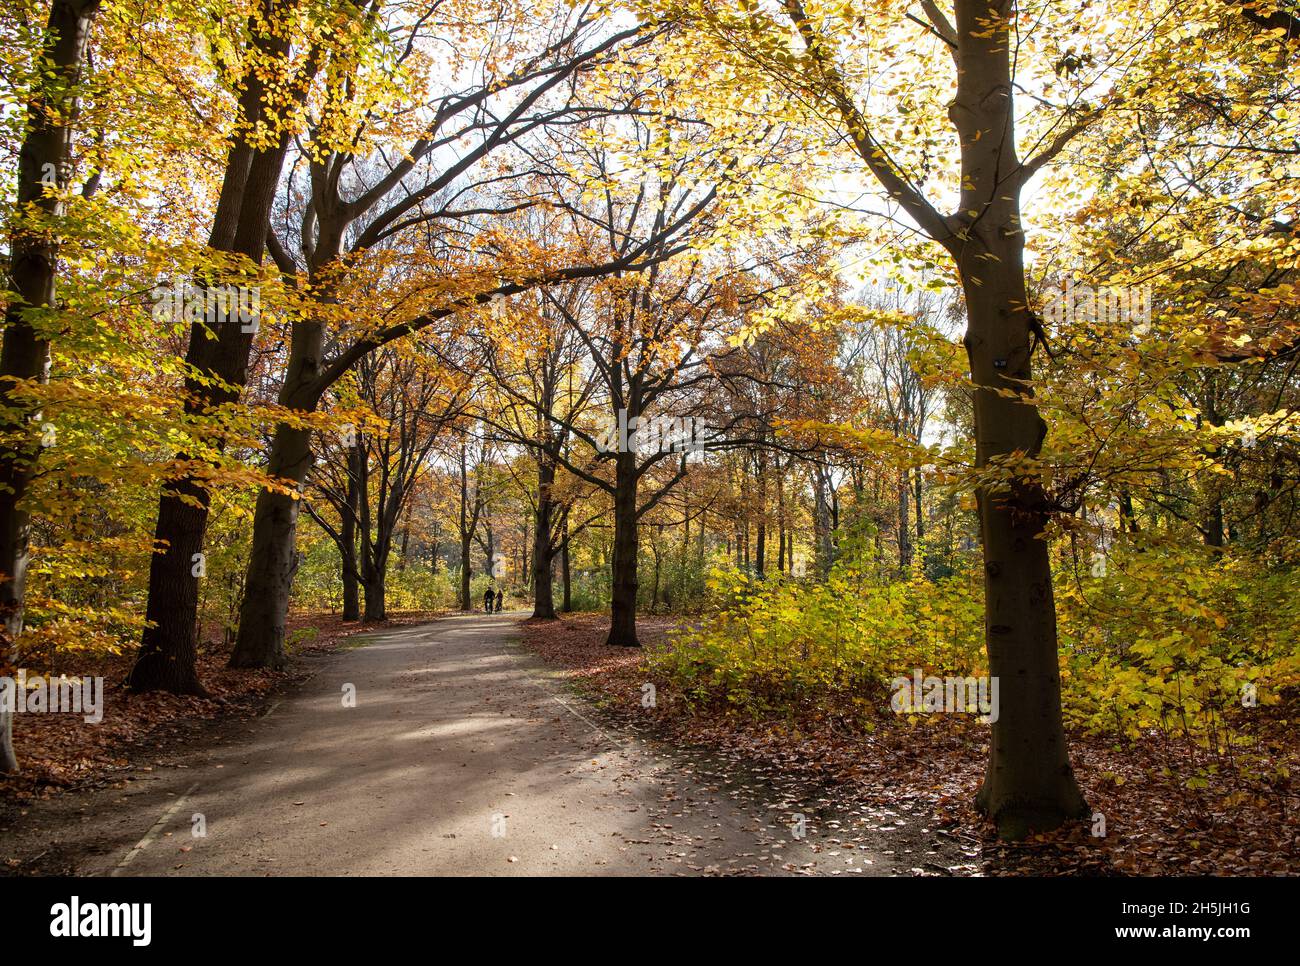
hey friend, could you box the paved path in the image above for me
[64,613,864,876]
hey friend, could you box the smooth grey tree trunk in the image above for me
[948,0,1087,837]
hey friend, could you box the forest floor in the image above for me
[521,613,1300,876]
[1,612,961,876]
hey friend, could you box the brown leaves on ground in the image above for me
[521,613,1300,876]
[1,610,444,803]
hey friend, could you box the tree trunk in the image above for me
[481,524,495,577]
[813,464,834,576]
[341,557,360,621]
[965,265,1087,834]
[228,423,311,669]
[354,433,389,623]
[459,443,472,609]
[605,454,640,647]
[229,320,326,669]
[1119,489,1139,534]
[520,522,529,591]
[130,1,302,692]
[129,493,212,695]
[340,442,361,620]
[362,564,386,621]
[0,0,101,772]
[1204,499,1226,548]
[898,468,912,569]
[950,0,1087,838]
[531,460,557,619]
[560,512,572,613]
[914,469,925,545]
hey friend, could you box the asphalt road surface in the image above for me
[54,612,865,876]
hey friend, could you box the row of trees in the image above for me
[0,0,812,762]
[3,0,1296,841]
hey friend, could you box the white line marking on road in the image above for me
[110,782,199,876]
[502,635,620,744]
[548,691,615,741]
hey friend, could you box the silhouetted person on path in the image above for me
[483,587,494,613]
[495,589,504,613]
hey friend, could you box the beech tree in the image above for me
[227,5,730,669]
[0,0,101,773]
[127,0,342,694]
[662,0,1157,834]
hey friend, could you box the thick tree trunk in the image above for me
[0,0,100,772]
[940,0,1086,838]
[341,556,360,621]
[531,533,555,619]
[481,524,495,577]
[229,319,326,669]
[228,424,311,669]
[956,200,1086,841]
[459,534,473,610]
[354,435,390,623]
[605,455,640,647]
[531,460,557,619]
[362,565,386,622]
[131,1,302,692]
[968,347,1088,835]
[947,236,1087,837]
[1204,498,1226,548]
[129,492,212,695]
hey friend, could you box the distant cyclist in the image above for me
[495,589,504,613]
[483,587,494,613]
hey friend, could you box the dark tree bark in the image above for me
[340,443,362,620]
[455,441,484,611]
[948,0,1088,837]
[560,511,572,613]
[354,433,386,622]
[0,0,101,772]
[782,0,1088,836]
[898,469,913,569]
[606,454,640,647]
[228,317,325,669]
[753,452,766,578]
[130,0,313,692]
[531,459,558,619]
